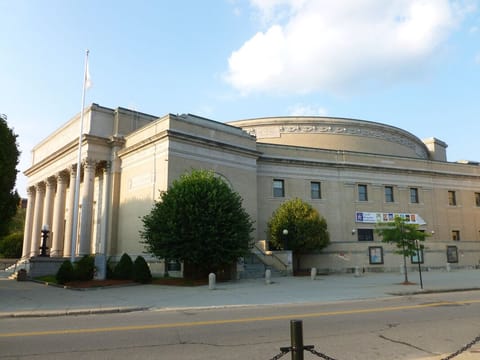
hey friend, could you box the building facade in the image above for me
[22,104,480,273]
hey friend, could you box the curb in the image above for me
[0,306,149,319]
[388,287,480,296]
[28,279,141,291]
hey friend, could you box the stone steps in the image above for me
[241,254,285,279]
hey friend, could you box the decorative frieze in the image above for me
[244,123,428,159]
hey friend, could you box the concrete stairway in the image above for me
[241,253,284,279]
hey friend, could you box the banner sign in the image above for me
[355,211,426,225]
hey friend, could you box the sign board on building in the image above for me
[355,211,426,225]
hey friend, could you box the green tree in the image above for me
[0,114,20,238]
[6,205,25,233]
[267,198,330,272]
[0,204,25,258]
[0,232,23,258]
[141,169,254,280]
[375,216,429,284]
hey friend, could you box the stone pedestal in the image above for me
[28,257,68,278]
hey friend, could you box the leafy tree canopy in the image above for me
[375,216,429,257]
[140,169,254,277]
[267,198,330,257]
[375,216,429,283]
[0,114,20,238]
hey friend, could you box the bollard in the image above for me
[290,320,304,360]
[265,269,272,285]
[400,264,405,274]
[354,266,360,277]
[208,273,216,290]
[310,267,317,280]
[446,263,451,272]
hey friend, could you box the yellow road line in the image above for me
[2,299,480,338]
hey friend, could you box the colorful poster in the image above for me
[355,211,426,225]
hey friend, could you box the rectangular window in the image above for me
[448,191,457,206]
[447,246,458,263]
[273,179,285,198]
[369,246,384,265]
[357,229,374,241]
[410,187,419,204]
[310,181,321,199]
[451,230,460,241]
[475,193,480,207]
[384,186,394,203]
[358,184,368,201]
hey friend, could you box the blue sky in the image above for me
[1,0,479,197]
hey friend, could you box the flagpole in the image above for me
[71,49,90,263]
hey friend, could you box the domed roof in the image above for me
[228,116,429,159]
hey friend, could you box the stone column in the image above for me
[95,162,111,280]
[42,176,56,231]
[51,171,68,257]
[30,182,46,256]
[21,187,36,259]
[63,165,77,257]
[106,136,125,256]
[99,162,111,255]
[79,159,96,255]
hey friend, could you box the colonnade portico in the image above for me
[21,159,112,260]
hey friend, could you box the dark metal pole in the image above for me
[416,240,423,289]
[400,224,409,283]
[290,320,304,360]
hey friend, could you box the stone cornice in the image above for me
[24,134,113,177]
[259,154,480,181]
[118,129,262,159]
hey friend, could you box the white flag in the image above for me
[85,58,92,89]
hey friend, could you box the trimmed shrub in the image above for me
[56,260,74,284]
[0,232,23,258]
[106,257,115,279]
[114,253,133,280]
[133,256,152,283]
[74,255,95,281]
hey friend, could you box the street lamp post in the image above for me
[400,223,409,284]
[39,224,50,257]
[282,229,288,250]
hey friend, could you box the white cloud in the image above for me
[288,104,327,116]
[226,0,471,95]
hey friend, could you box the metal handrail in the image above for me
[253,244,288,271]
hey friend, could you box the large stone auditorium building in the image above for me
[21,104,480,275]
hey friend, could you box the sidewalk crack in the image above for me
[379,334,436,355]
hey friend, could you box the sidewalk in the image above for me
[1,269,479,317]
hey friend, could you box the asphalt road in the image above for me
[2,290,480,359]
